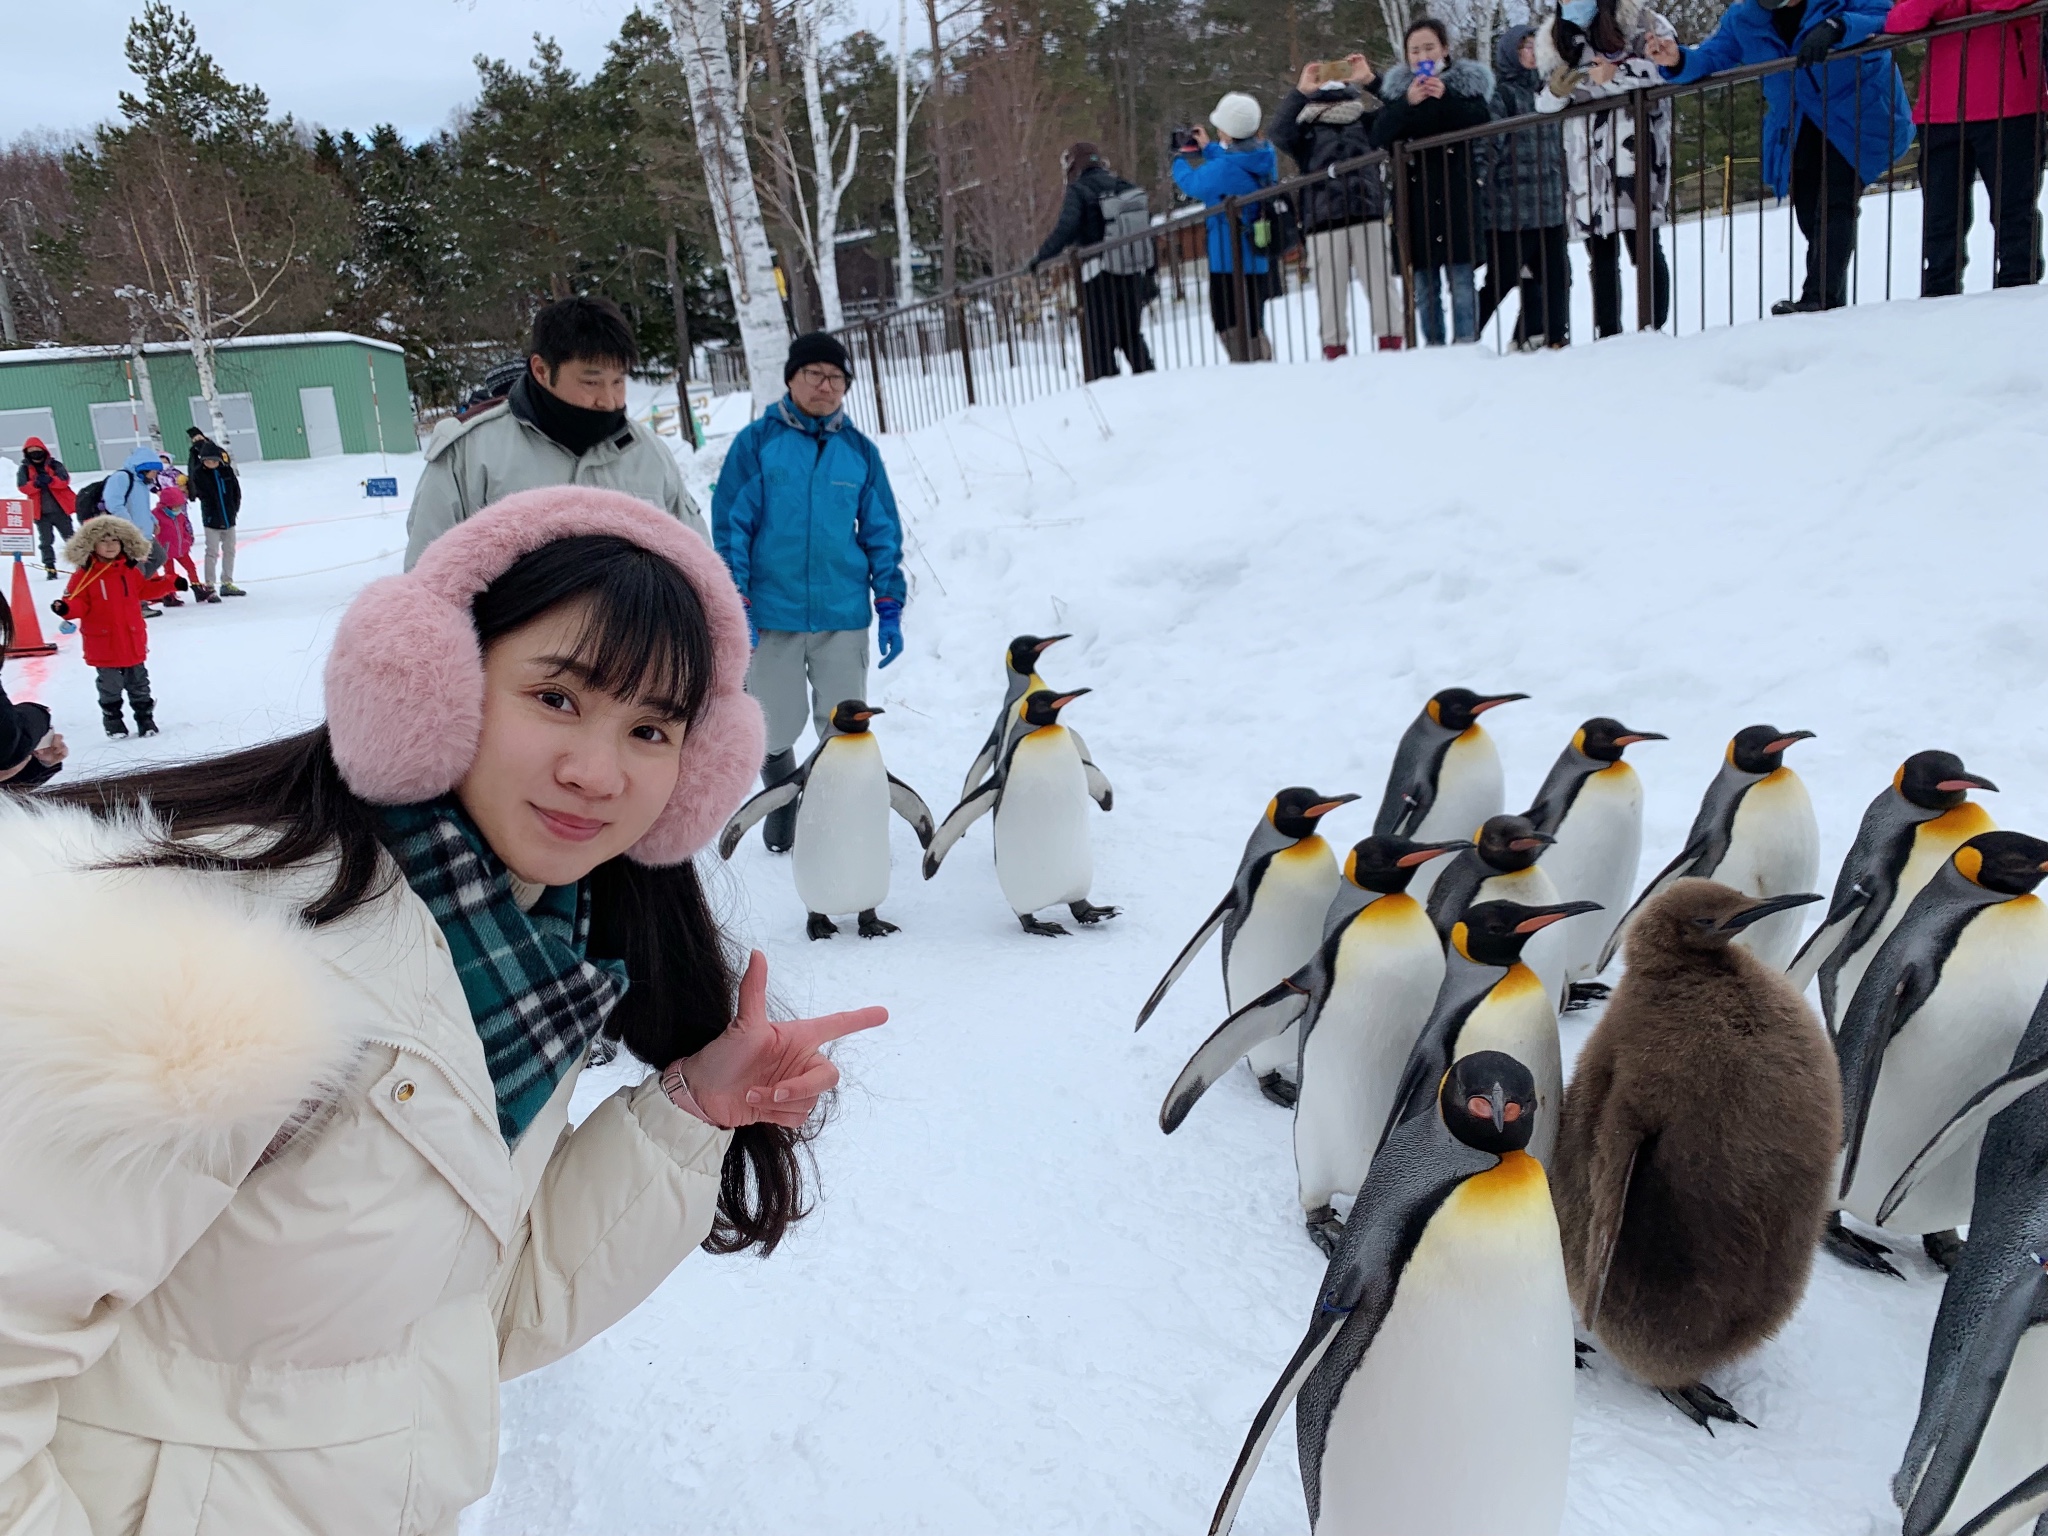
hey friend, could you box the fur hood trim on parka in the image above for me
[1380,57,1497,100]
[64,514,152,567]
[0,800,355,1166]
[1296,87,1374,125]
[1536,0,1669,75]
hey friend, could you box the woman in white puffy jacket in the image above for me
[0,487,883,1535]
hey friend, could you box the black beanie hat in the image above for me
[784,331,853,385]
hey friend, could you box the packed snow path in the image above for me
[19,290,2048,1534]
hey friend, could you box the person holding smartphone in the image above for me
[1172,92,1280,361]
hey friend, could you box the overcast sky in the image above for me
[6,0,899,144]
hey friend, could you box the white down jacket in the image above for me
[0,802,733,1535]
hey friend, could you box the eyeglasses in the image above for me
[796,365,849,391]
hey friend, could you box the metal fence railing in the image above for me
[830,1,2045,434]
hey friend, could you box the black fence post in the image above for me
[1224,196,1251,362]
[1391,144,1417,348]
[864,320,889,434]
[956,293,978,407]
[1633,89,1657,331]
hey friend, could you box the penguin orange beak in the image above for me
[1765,730,1817,754]
[1614,730,1667,746]
[1471,693,1530,715]
[1049,689,1091,710]
[1719,891,1823,932]
[1507,833,1557,854]
[1937,773,1998,793]
[1513,900,1602,934]
[1033,634,1072,656]
[1305,793,1362,819]
[854,708,884,721]
[1397,840,1470,867]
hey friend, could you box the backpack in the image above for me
[74,476,113,519]
[1250,188,1304,261]
[1094,187,1157,275]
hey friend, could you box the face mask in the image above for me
[1562,0,1598,25]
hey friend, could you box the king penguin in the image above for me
[1382,899,1601,1172]
[1551,880,1837,1432]
[1886,979,2048,1536]
[1157,835,1466,1253]
[959,633,1070,799]
[1524,718,1666,1004]
[1598,724,1819,974]
[924,688,1117,935]
[717,700,934,938]
[1204,1051,1573,1536]
[1788,750,1999,1033]
[1426,814,1570,1010]
[1831,832,2048,1275]
[1135,788,1363,1107]
[1372,688,1528,903]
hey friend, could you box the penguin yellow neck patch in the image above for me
[1928,802,1996,840]
[1491,963,1547,1003]
[1956,845,1985,885]
[1451,1149,1550,1214]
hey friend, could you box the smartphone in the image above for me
[1415,58,1438,77]
[1315,58,1355,84]
[1170,125,1198,153]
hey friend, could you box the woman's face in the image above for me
[1518,34,1537,68]
[458,599,689,886]
[1407,28,1448,67]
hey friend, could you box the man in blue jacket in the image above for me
[713,332,906,852]
[1650,0,1912,312]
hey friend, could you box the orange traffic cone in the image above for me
[8,555,56,656]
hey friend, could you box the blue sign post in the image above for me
[365,477,399,499]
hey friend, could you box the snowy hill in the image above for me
[15,288,2048,1535]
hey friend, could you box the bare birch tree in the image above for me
[794,0,864,329]
[892,0,917,303]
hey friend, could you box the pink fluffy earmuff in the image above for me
[324,487,764,865]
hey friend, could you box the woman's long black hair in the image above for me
[48,534,813,1255]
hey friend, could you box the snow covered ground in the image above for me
[9,285,2047,1533]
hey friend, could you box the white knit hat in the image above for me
[1209,91,1262,141]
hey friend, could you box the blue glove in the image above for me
[875,598,904,668]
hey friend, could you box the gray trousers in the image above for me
[95,664,153,724]
[748,629,869,756]
[204,526,237,584]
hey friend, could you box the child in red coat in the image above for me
[52,515,181,737]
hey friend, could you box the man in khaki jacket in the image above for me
[405,295,705,569]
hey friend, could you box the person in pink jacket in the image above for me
[151,480,204,605]
[1886,0,2046,294]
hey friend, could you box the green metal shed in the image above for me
[0,332,415,472]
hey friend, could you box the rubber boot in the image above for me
[761,750,798,853]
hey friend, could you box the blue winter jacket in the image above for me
[712,397,906,635]
[100,447,161,537]
[1171,141,1279,274]
[1662,0,1914,194]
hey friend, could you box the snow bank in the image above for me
[11,286,2042,1534]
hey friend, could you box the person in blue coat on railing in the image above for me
[1648,0,1912,312]
[713,331,906,852]
[1172,92,1280,361]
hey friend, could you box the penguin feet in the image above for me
[1305,1207,1345,1258]
[1823,1212,1904,1278]
[1019,914,1071,937]
[1574,1338,1596,1371]
[1922,1228,1967,1271]
[857,909,900,939]
[1068,900,1121,926]
[1256,1071,1298,1109]
[806,913,839,940]
[1564,982,1611,1012]
[1662,1382,1755,1434]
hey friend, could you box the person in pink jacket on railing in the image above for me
[1885,0,2046,294]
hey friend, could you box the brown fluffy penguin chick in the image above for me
[1551,878,1841,1433]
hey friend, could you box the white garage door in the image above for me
[89,401,152,472]
[0,408,60,464]
[299,386,344,457]
[187,393,264,462]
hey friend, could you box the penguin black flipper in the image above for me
[716,776,806,860]
[1161,975,1313,1132]
[1901,1262,2048,1536]
[1785,881,1872,992]
[1837,960,1937,1199]
[1878,1049,2048,1227]
[1081,758,1113,812]
[923,781,999,879]
[1595,836,1712,974]
[887,775,937,848]
[1376,989,1489,1154]
[1135,891,1237,1030]
[1210,1105,1497,1536]
[1951,1465,2048,1536]
[1579,1140,1641,1329]
[1423,849,1486,939]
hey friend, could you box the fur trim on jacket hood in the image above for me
[1536,0,1671,74]
[1380,57,1496,100]
[64,514,152,566]
[0,800,354,1165]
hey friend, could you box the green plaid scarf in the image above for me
[376,800,628,1143]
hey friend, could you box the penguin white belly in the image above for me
[994,728,1093,915]
[1409,728,1503,905]
[1476,865,1568,1011]
[1544,766,1642,983]
[1844,896,2048,1232]
[1455,966,1563,1170]
[1294,895,1445,1213]
[1315,1152,1573,1536]
[1930,1323,2048,1536]
[792,736,892,916]
[1835,805,1997,1021]
[1234,840,1342,1080]
[1715,769,1820,968]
